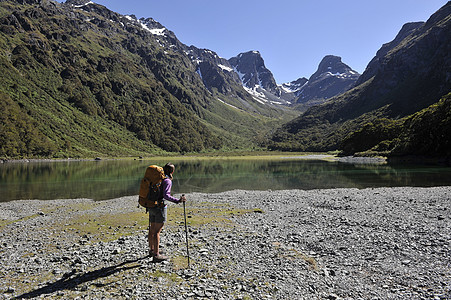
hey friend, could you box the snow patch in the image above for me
[253,97,267,105]
[218,64,233,72]
[73,1,94,8]
[204,50,218,57]
[279,81,308,93]
[217,98,240,110]
[155,39,164,47]
[244,85,266,99]
[142,25,166,36]
[243,86,270,104]
[233,68,246,82]
[321,71,355,79]
[270,100,284,105]
[196,68,203,80]
[193,58,203,65]
[279,85,292,93]
[137,18,166,36]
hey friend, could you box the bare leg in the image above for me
[148,222,164,256]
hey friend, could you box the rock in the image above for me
[1,187,450,299]
[327,293,339,300]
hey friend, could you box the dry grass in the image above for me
[272,242,319,271]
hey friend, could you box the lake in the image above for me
[1,157,451,202]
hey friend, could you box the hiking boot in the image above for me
[149,250,164,257]
[153,254,168,262]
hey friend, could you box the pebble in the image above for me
[0,187,450,299]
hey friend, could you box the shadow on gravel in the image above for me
[14,256,148,299]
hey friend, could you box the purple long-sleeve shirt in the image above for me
[161,178,179,203]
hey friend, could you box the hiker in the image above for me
[148,163,186,261]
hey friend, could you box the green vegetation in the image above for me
[268,82,451,157]
[267,4,450,157]
[0,92,56,157]
[26,200,259,244]
[1,1,448,159]
[0,198,264,297]
[340,93,451,157]
[0,1,289,159]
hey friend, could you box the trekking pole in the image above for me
[182,195,190,268]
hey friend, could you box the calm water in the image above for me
[1,158,451,201]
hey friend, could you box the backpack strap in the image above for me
[156,177,169,207]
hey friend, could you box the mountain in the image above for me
[340,92,451,158]
[188,46,242,95]
[228,51,289,105]
[280,77,308,95]
[0,0,292,158]
[2,0,448,159]
[268,2,451,154]
[355,22,424,86]
[228,51,359,109]
[184,47,286,116]
[279,77,309,104]
[294,55,360,106]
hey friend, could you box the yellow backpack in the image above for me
[138,165,166,208]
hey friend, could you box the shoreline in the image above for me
[4,154,450,166]
[0,154,387,165]
[1,187,449,299]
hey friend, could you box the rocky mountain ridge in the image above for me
[1,0,448,158]
[227,51,360,109]
[268,2,451,153]
[355,21,424,86]
[64,0,276,114]
[67,0,362,110]
[293,55,360,108]
[0,0,298,157]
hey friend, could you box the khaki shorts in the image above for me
[148,205,167,223]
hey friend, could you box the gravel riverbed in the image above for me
[0,187,450,299]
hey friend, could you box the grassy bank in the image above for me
[1,151,338,163]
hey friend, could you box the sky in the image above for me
[86,0,447,84]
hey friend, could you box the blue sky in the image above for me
[87,0,447,83]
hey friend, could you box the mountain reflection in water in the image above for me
[1,158,451,201]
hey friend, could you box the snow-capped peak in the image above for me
[138,18,167,36]
[280,78,308,94]
[73,1,94,8]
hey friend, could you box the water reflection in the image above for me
[1,158,450,201]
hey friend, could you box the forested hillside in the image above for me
[268,2,451,157]
[1,0,449,159]
[340,93,451,157]
[0,0,289,158]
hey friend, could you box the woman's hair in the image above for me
[163,163,175,179]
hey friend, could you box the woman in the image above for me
[148,163,186,261]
